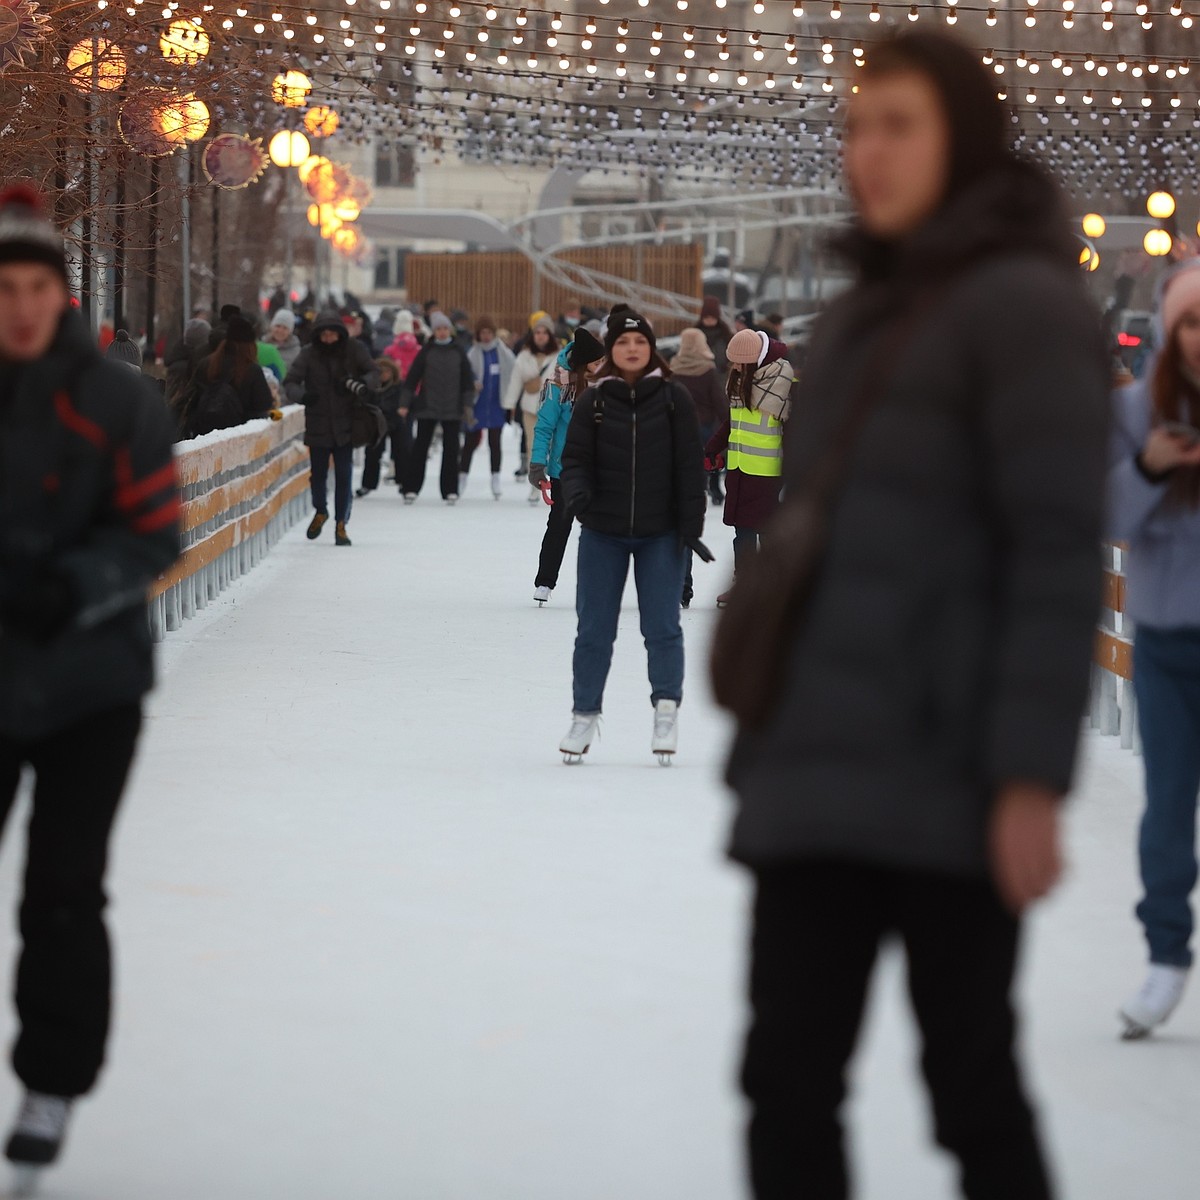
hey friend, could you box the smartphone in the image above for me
[1162,421,1200,446]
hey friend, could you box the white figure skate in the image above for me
[652,700,678,766]
[1120,964,1189,1039]
[560,713,600,764]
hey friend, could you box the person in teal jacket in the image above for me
[528,328,604,604]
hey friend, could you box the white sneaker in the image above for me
[652,700,679,763]
[534,586,552,606]
[5,1091,72,1166]
[445,494,459,506]
[560,712,600,762]
[1121,964,1190,1039]
[458,472,468,496]
[403,493,417,505]
[491,472,503,500]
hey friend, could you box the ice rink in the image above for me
[0,446,1192,1199]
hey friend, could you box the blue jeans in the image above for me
[1133,626,1200,967]
[573,528,687,714]
[310,444,354,524]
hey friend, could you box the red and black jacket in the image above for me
[0,314,181,739]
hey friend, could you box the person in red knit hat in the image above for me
[0,184,180,1179]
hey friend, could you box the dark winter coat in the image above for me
[377,380,406,426]
[726,160,1110,876]
[673,366,727,429]
[404,340,476,423]
[191,350,275,434]
[698,323,733,372]
[0,314,181,739]
[560,375,706,540]
[283,317,380,449]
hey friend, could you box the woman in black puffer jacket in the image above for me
[558,313,709,764]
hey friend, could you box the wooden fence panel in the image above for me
[405,244,703,336]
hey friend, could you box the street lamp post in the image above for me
[269,129,311,307]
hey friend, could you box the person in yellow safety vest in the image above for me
[704,328,793,608]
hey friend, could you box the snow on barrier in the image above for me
[148,406,311,641]
[1091,542,1138,751]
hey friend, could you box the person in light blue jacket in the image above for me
[528,328,605,605]
[1109,261,1200,1040]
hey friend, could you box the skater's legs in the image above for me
[15,706,141,1098]
[487,427,503,474]
[403,421,436,495]
[308,447,331,515]
[535,479,574,589]
[733,527,760,573]
[572,528,631,714]
[391,417,412,485]
[1133,627,1200,968]
[331,445,354,524]
[361,437,384,492]
[459,428,482,475]
[439,421,462,498]
[742,862,884,1200]
[899,873,1054,1200]
[631,533,687,706]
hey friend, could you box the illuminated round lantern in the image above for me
[1078,247,1100,272]
[1144,228,1173,257]
[272,70,312,109]
[119,88,182,158]
[1081,213,1106,239]
[332,226,362,255]
[333,197,361,222]
[66,37,127,92]
[158,95,210,145]
[160,18,210,66]
[1147,191,1176,220]
[320,212,343,239]
[1087,252,1100,272]
[268,129,311,168]
[304,160,351,204]
[304,106,339,138]
[298,155,330,185]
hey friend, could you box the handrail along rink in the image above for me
[1092,541,1138,751]
[147,407,311,640]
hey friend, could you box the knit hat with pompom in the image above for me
[0,185,67,280]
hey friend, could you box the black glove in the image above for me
[344,378,367,398]
[300,391,319,407]
[528,463,548,488]
[0,569,79,643]
[683,536,715,564]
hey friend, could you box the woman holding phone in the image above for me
[1109,263,1200,1040]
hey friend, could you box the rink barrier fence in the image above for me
[147,407,311,641]
[1091,542,1138,752]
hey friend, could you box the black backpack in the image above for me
[187,379,243,437]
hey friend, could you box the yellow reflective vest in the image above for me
[727,406,784,478]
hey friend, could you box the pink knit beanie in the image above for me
[727,328,768,365]
[1160,264,1200,337]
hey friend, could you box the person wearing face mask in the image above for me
[558,314,710,765]
[284,309,380,546]
[555,298,584,343]
[721,34,1109,1199]
[400,311,476,505]
[462,316,516,499]
[0,185,180,1174]
[1109,263,1200,1041]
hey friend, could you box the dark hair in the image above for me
[527,324,557,354]
[727,364,755,408]
[1151,336,1200,509]
[859,33,1011,199]
[207,339,258,385]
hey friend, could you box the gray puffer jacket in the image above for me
[726,161,1110,876]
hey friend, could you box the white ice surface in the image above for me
[0,436,1193,1198]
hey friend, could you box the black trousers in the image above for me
[0,705,142,1098]
[403,419,462,499]
[744,861,1053,1200]
[362,420,412,492]
[535,478,575,589]
[460,426,504,475]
